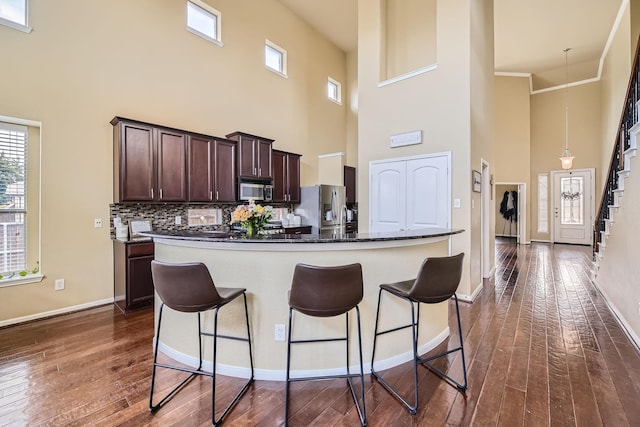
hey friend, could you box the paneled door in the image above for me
[552,168,594,245]
[370,153,450,232]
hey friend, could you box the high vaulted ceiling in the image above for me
[277,0,624,92]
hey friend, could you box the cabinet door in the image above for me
[188,135,213,202]
[287,154,301,203]
[214,140,236,202]
[119,122,155,202]
[127,254,155,308]
[237,137,256,177]
[344,166,356,205]
[257,139,272,179]
[370,161,407,232]
[156,128,188,201]
[272,151,287,202]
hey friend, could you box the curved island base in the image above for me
[147,229,463,381]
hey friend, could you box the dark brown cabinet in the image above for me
[283,226,312,235]
[112,117,187,202]
[113,240,154,312]
[344,165,357,205]
[226,131,273,179]
[272,150,301,203]
[188,135,236,203]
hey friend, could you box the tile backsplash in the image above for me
[109,202,291,238]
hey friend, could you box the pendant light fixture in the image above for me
[560,47,574,170]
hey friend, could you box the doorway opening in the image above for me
[495,182,527,245]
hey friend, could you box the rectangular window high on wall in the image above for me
[186,0,222,45]
[0,122,27,274]
[0,0,31,32]
[538,174,548,233]
[265,39,287,77]
[327,77,342,104]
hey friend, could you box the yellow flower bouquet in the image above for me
[230,200,273,237]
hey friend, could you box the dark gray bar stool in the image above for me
[371,253,467,414]
[285,263,367,426]
[149,260,254,426]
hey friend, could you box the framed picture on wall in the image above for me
[472,170,482,193]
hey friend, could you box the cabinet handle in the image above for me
[159,188,163,199]
[210,191,213,201]
[259,168,262,176]
[151,188,154,199]
[254,167,257,175]
[216,190,219,200]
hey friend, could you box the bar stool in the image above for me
[149,260,254,426]
[371,253,466,414]
[285,263,367,426]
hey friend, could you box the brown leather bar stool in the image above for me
[285,263,367,426]
[149,260,254,426]
[371,253,466,414]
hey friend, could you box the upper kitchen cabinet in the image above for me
[188,135,236,203]
[272,150,301,203]
[344,166,356,205]
[112,117,187,202]
[225,131,273,179]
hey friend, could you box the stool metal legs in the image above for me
[285,307,367,426]
[370,289,467,414]
[149,292,254,426]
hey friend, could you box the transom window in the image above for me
[265,39,287,77]
[0,0,31,33]
[327,77,342,104]
[186,0,222,46]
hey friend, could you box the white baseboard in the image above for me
[593,284,640,352]
[457,281,483,303]
[156,326,451,381]
[0,298,115,328]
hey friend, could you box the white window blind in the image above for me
[0,122,27,273]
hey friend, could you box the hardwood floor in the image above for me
[1,241,639,426]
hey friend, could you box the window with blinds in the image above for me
[0,122,27,274]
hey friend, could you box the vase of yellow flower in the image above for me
[230,200,273,237]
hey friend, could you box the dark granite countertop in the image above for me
[139,228,464,244]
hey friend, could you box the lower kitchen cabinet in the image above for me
[113,239,155,313]
[283,226,312,235]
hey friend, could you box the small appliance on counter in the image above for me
[294,185,346,234]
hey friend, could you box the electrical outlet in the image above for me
[175,216,182,225]
[274,324,286,341]
[54,279,65,291]
[94,218,103,228]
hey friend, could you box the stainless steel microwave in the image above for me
[238,180,273,202]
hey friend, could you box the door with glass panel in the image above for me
[552,169,594,245]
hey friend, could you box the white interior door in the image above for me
[370,153,450,232]
[406,156,448,229]
[552,169,594,245]
[370,160,406,232]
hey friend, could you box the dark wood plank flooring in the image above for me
[1,241,639,426]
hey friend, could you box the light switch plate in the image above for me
[453,199,461,208]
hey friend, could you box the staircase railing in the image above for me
[594,38,640,256]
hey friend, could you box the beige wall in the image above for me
[382,0,437,80]
[357,0,494,297]
[530,82,602,241]
[469,0,495,290]
[494,76,531,242]
[0,0,348,322]
[596,0,640,345]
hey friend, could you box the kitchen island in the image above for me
[143,228,464,380]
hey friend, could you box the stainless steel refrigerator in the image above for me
[295,185,346,234]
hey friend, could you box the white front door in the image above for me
[370,153,450,232]
[552,169,594,245]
